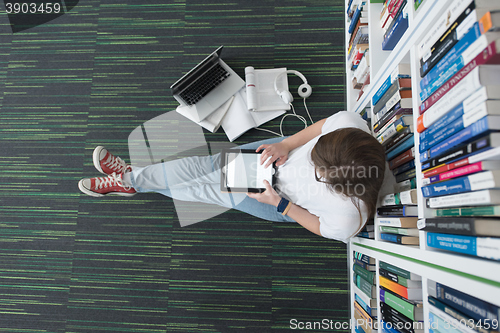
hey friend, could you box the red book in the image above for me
[433,161,500,182]
[418,38,500,116]
[389,147,415,170]
[423,157,470,178]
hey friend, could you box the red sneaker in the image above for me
[93,146,131,175]
[78,173,136,197]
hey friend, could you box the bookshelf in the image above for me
[346,0,500,332]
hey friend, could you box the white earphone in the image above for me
[274,70,312,104]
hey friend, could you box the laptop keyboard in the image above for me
[179,63,231,106]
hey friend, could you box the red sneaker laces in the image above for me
[103,154,127,173]
[96,173,132,191]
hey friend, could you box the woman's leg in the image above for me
[128,136,295,222]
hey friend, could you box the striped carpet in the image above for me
[0,1,348,332]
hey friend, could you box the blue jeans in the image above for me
[130,137,296,223]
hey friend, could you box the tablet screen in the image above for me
[226,152,273,189]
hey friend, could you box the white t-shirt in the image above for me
[276,111,370,243]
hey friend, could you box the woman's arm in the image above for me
[247,181,322,237]
[257,118,326,167]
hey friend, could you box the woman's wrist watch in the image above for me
[277,197,292,216]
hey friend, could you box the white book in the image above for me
[427,189,500,208]
[175,96,234,133]
[245,67,291,112]
[376,216,418,228]
[462,100,500,127]
[419,66,500,131]
[221,88,286,142]
[417,0,472,60]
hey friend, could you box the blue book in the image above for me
[427,233,500,262]
[428,311,463,333]
[392,159,415,176]
[420,103,464,142]
[419,116,465,153]
[420,116,500,163]
[382,8,409,51]
[348,2,365,34]
[386,134,414,161]
[421,170,500,198]
[420,22,482,90]
[380,320,401,333]
[373,76,392,106]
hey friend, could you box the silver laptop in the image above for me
[171,46,245,123]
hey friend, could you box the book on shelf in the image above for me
[417,0,478,61]
[423,145,500,179]
[428,304,477,333]
[419,99,500,154]
[423,160,500,185]
[420,11,499,91]
[421,133,500,172]
[418,66,500,132]
[387,135,415,161]
[381,189,418,206]
[374,78,412,115]
[426,188,500,208]
[379,267,422,288]
[426,232,500,261]
[354,284,377,310]
[384,126,413,152]
[353,261,376,284]
[356,293,377,317]
[354,272,377,298]
[354,258,376,271]
[420,31,500,102]
[420,115,500,164]
[394,177,417,193]
[354,251,376,265]
[389,147,415,170]
[379,261,422,281]
[380,287,423,322]
[392,159,416,177]
[377,115,413,142]
[380,233,419,245]
[373,103,412,133]
[427,296,493,333]
[382,1,409,51]
[433,204,500,218]
[380,302,424,333]
[373,63,411,106]
[418,42,500,117]
[374,105,412,133]
[377,205,418,217]
[380,226,420,237]
[421,170,500,198]
[428,280,500,322]
[377,216,418,228]
[379,276,422,301]
[354,301,377,333]
[395,168,416,183]
[420,1,478,77]
[418,217,500,237]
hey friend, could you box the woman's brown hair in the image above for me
[310,127,386,234]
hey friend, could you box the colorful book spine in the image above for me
[422,170,500,198]
[380,288,421,321]
[428,281,500,322]
[379,261,421,280]
[427,233,500,261]
[387,134,415,161]
[419,21,484,98]
[421,133,499,172]
[420,116,500,163]
[433,205,500,217]
[382,5,409,51]
[424,160,500,184]
[418,40,500,117]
